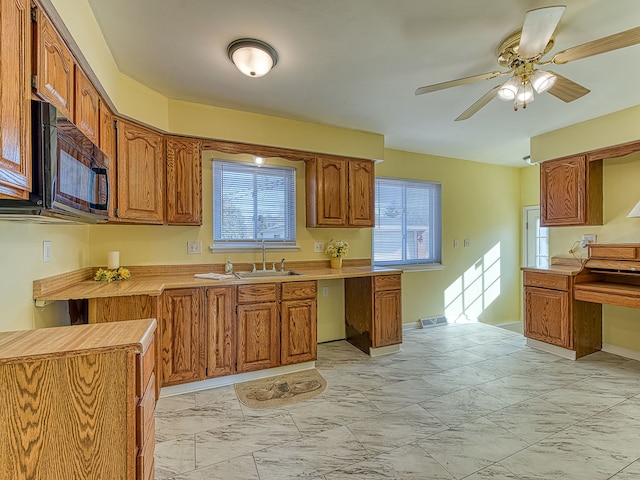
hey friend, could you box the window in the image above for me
[373,177,442,266]
[213,161,296,247]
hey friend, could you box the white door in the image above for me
[523,206,549,267]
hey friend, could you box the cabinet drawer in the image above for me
[281,281,317,300]
[136,422,155,480]
[374,274,401,291]
[588,244,639,260]
[137,336,155,397]
[523,272,569,291]
[237,283,277,303]
[137,372,156,448]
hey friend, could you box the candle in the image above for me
[107,251,120,270]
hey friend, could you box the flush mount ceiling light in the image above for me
[227,38,278,77]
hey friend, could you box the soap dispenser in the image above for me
[225,257,233,274]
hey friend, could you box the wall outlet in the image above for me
[322,286,329,297]
[43,241,52,263]
[581,234,596,248]
[187,241,202,254]
[464,239,471,247]
[314,241,325,253]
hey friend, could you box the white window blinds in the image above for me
[213,161,296,246]
[373,177,442,265]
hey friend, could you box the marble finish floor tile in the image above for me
[499,431,630,480]
[419,386,508,427]
[253,426,370,480]
[324,443,455,479]
[194,411,301,468]
[418,417,529,479]
[155,323,640,480]
[346,403,448,454]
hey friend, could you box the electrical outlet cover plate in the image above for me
[314,241,325,253]
[187,241,202,254]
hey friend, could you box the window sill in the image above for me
[209,244,301,253]
[376,263,445,272]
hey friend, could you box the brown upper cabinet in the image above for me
[115,119,165,224]
[98,102,117,218]
[306,155,375,227]
[166,136,202,225]
[0,0,31,199]
[540,155,603,226]
[32,5,74,120]
[73,65,99,144]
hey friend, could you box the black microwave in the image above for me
[0,100,110,223]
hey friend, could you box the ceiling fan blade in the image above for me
[551,26,640,64]
[518,5,566,59]
[415,71,508,95]
[546,71,590,102]
[455,85,502,121]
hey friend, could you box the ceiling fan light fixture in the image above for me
[497,76,520,101]
[227,38,278,77]
[516,81,534,106]
[531,70,557,93]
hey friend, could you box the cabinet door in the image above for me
[74,65,99,144]
[34,7,74,119]
[373,289,402,348]
[348,159,375,227]
[313,156,347,226]
[524,286,571,348]
[281,298,317,365]
[540,156,586,226]
[236,303,280,373]
[0,0,31,199]
[205,286,235,378]
[116,120,165,223]
[98,102,117,219]
[161,289,203,386]
[166,136,202,225]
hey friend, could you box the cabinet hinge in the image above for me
[30,7,38,22]
[114,208,119,218]
[205,367,208,376]
[31,75,37,89]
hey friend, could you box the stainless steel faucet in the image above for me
[261,239,267,271]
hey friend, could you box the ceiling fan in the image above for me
[415,5,640,121]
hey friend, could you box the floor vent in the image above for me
[419,316,447,328]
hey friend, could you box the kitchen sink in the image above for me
[234,270,303,279]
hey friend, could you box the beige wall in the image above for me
[0,222,90,331]
[379,150,522,326]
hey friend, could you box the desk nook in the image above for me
[523,244,640,359]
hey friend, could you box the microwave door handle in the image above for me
[90,167,109,210]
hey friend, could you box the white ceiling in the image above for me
[86,0,640,167]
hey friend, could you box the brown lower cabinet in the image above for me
[523,271,601,358]
[0,320,156,480]
[345,274,403,353]
[158,282,317,386]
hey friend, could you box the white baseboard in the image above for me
[159,361,315,398]
[369,344,401,357]
[602,343,640,361]
[526,338,577,360]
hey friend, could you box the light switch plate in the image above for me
[43,241,52,263]
[314,241,325,253]
[464,239,471,247]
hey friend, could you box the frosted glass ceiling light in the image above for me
[531,70,557,93]
[515,81,534,108]
[497,76,520,101]
[227,39,278,77]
